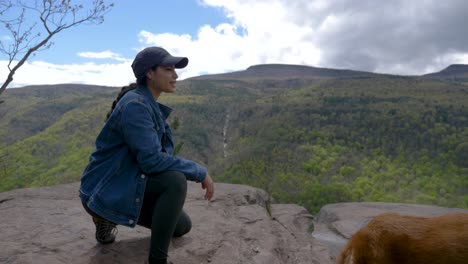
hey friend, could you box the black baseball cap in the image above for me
[131,47,189,78]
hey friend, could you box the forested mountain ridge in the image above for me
[0,64,467,213]
[423,64,468,83]
[0,84,115,145]
[189,63,382,80]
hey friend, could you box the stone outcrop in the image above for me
[0,182,332,264]
[2,181,466,264]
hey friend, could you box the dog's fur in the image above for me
[336,212,468,264]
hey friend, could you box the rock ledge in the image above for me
[0,182,332,264]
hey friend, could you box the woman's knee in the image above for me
[164,171,187,194]
[173,210,192,237]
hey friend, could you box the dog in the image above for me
[336,212,468,264]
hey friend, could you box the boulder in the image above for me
[0,182,333,264]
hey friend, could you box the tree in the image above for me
[454,142,468,168]
[0,0,113,101]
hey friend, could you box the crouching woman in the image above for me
[79,47,214,264]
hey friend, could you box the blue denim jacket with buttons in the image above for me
[79,85,207,227]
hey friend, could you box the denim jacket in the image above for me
[79,85,207,227]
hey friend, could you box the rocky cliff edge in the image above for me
[0,182,332,264]
[1,182,466,264]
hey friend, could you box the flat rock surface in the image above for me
[0,182,332,264]
[312,202,468,259]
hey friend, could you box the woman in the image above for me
[79,47,214,264]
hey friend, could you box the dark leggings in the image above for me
[137,171,191,261]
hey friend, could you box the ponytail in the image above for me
[106,83,137,121]
[106,65,156,121]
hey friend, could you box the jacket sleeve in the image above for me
[120,100,206,182]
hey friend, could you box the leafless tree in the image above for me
[0,0,113,103]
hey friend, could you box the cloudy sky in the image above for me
[1,0,468,88]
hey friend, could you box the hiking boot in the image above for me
[92,216,118,244]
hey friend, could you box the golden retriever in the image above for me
[336,212,468,264]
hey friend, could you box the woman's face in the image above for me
[146,65,178,98]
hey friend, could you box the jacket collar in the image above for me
[135,85,172,120]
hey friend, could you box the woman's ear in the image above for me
[146,70,152,80]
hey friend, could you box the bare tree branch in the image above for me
[0,0,12,17]
[0,0,114,101]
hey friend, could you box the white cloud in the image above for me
[1,35,12,41]
[200,0,468,75]
[0,60,135,88]
[138,0,321,79]
[77,50,126,62]
[2,0,468,88]
[137,0,468,78]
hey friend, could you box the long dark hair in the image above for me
[106,83,137,121]
[106,65,157,121]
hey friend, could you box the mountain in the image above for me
[190,63,381,80]
[0,84,116,145]
[422,64,468,83]
[0,64,467,214]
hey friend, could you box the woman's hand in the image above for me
[201,174,214,201]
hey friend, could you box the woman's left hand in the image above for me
[201,174,214,201]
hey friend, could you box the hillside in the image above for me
[423,64,468,83]
[0,84,118,190]
[190,64,381,80]
[0,84,116,145]
[0,64,467,214]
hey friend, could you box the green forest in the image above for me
[0,66,467,214]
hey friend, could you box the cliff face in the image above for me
[0,182,333,264]
[1,182,466,264]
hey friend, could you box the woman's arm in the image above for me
[120,100,207,182]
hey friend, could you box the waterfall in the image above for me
[223,113,230,158]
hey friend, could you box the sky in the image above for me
[1,0,468,88]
